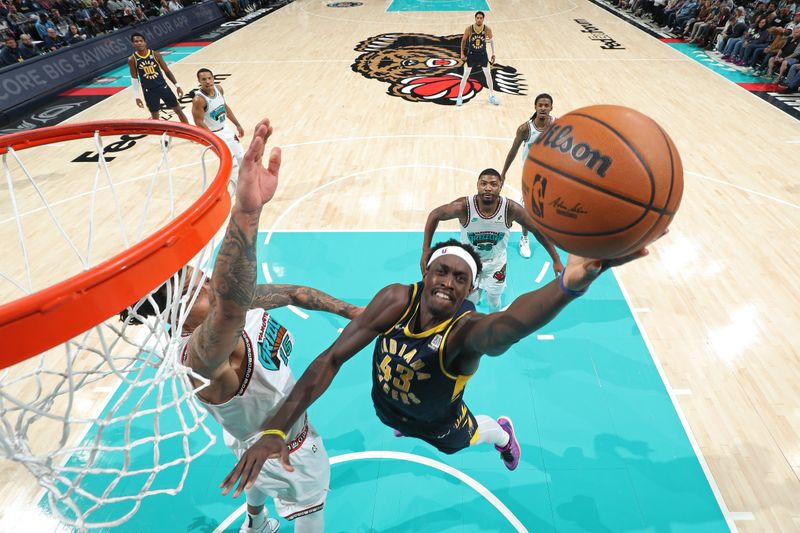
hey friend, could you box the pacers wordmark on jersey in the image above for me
[134,49,166,89]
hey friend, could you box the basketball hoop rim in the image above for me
[0,120,233,369]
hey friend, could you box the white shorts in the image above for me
[468,259,506,304]
[225,420,330,520]
[213,128,244,195]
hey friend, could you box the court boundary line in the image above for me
[298,0,577,25]
[613,270,739,531]
[212,450,528,532]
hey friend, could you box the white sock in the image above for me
[246,509,266,528]
[293,509,324,533]
[481,66,495,96]
[457,65,471,99]
[473,415,509,447]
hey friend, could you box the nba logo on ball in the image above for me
[522,105,683,259]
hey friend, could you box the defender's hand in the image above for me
[220,434,293,498]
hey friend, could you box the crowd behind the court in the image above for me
[0,0,265,68]
[604,0,800,91]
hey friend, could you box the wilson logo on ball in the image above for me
[533,125,613,178]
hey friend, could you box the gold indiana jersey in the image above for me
[371,282,475,429]
[134,49,167,89]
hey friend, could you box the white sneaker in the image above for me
[240,515,279,533]
[488,94,499,105]
[519,236,531,258]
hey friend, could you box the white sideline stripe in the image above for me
[535,262,549,284]
[212,451,527,533]
[730,512,756,521]
[261,262,272,283]
[672,389,693,396]
[288,305,308,319]
[536,334,555,341]
[613,270,738,532]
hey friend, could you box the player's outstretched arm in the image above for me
[252,284,362,319]
[220,284,408,497]
[507,200,564,274]
[421,198,467,274]
[452,250,650,357]
[185,118,279,378]
[500,123,528,180]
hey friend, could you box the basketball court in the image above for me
[1,0,799,531]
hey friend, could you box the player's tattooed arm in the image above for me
[507,200,564,274]
[252,284,362,319]
[421,197,469,274]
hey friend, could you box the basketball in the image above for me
[521,105,683,259]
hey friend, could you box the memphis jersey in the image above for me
[460,195,511,266]
[179,308,305,444]
[523,116,554,161]
[372,283,474,426]
[134,49,166,89]
[468,25,487,54]
[199,85,227,131]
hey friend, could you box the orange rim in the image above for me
[0,120,233,368]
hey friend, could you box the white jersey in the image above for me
[198,84,227,132]
[179,308,305,444]
[460,195,511,267]
[522,116,554,161]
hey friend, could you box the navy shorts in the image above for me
[143,84,178,113]
[466,50,489,68]
[374,401,478,455]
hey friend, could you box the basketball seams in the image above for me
[570,112,657,211]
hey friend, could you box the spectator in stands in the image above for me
[787,10,800,29]
[132,6,147,21]
[0,33,23,66]
[64,21,86,42]
[750,23,790,71]
[672,0,701,34]
[167,0,182,11]
[34,12,55,38]
[782,60,800,91]
[684,0,716,40]
[763,26,800,77]
[737,17,773,64]
[18,33,39,57]
[0,0,9,19]
[106,0,124,13]
[6,5,32,32]
[214,0,235,19]
[158,0,168,15]
[49,8,70,33]
[693,6,729,47]
[43,25,65,49]
[722,17,763,59]
[17,0,39,15]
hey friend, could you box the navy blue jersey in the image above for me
[134,49,167,89]
[371,283,475,430]
[467,25,487,55]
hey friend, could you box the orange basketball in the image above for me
[522,105,683,259]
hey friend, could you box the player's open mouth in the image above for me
[433,290,453,302]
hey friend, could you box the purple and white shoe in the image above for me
[393,429,404,437]
[495,416,521,471]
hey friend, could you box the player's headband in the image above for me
[426,246,478,285]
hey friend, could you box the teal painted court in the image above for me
[387,0,489,12]
[44,231,728,532]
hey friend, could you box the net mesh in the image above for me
[0,127,226,530]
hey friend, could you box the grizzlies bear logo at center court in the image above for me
[351,33,526,106]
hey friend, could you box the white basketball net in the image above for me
[0,130,225,530]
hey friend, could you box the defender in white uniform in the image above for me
[500,93,556,258]
[121,120,361,533]
[421,168,563,310]
[192,68,245,194]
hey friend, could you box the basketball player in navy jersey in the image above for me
[421,168,563,311]
[456,11,498,106]
[220,237,654,498]
[501,93,556,258]
[128,33,188,123]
